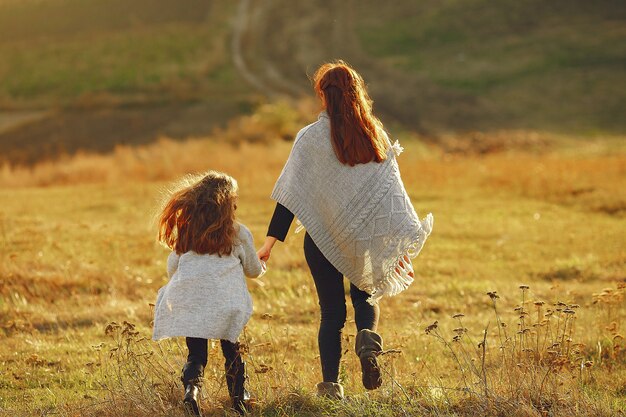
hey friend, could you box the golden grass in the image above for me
[0,116,625,416]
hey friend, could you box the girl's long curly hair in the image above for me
[157,171,238,256]
[313,60,388,166]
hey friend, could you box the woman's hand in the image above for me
[395,255,414,278]
[257,236,277,262]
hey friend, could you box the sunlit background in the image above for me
[0,0,624,166]
[0,1,624,416]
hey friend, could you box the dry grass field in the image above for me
[1,1,624,415]
[0,104,625,416]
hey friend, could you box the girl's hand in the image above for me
[257,236,277,262]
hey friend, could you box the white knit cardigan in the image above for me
[152,224,264,342]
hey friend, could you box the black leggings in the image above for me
[304,232,379,383]
[186,337,241,372]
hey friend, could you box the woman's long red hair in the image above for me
[313,61,388,166]
[157,171,238,256]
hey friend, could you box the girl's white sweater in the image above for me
[152,223,264,343]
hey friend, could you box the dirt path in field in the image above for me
[232,0,279,97]
[231,0,306,98]
[227,0,479,131]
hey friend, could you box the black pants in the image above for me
[186,337,241,373]
[304,232,380,383]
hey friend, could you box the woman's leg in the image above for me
[350,283,379,332]
[350,286,383,390]
[304,233,347,383]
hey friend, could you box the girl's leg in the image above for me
[220,340,248,414]
[220,339,241,371]
[182,338,207,416]
[349,283,379,332]
[186,337,208,367]
[304,233,347,383]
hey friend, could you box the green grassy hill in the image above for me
[0,0,624,163]
[0,0,245,103]
[355,0,626,133]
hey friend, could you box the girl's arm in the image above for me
[239,225,266,278]
[258,203,294,262]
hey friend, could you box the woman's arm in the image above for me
[267,203,294,241]
[257,203,294,262]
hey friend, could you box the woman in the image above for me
[257,61,433,399]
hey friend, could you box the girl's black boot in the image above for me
[181,361,204,416]
[225,358,251,414]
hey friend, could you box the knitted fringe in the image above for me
[367,213,434,305]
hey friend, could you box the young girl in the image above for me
[152,171,265,416]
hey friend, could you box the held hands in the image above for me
[249,247,271,289]
[257,243,271,262]
[257,236,277,263]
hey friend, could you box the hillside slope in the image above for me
[0,0,624,164]
[236,0,626,133]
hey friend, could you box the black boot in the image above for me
[225,357,251,414]
[181,361,204,416]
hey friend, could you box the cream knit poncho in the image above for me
[271,112,433,304]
